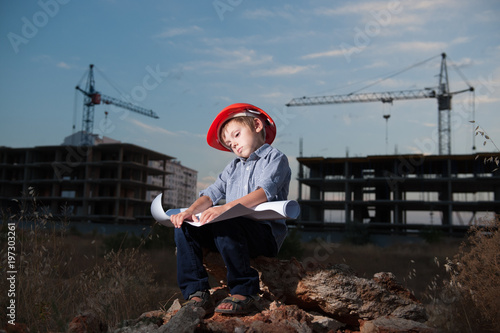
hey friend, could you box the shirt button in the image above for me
[244,185,248,190]
[246,166,250,171]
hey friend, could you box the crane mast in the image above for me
[75,64,159,146]
[286,53,473,155]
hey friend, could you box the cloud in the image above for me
[251,65,314,77]
[316,0,459,17]
[301,48,351,60]
[314,0,465,38]
[389,41,447,53]
[242,6,296,21]
[129,118,206,139]
[57,62,71,69]
[184,47,273,72]
[154,25,202,38]
[213,47,272,66]
[242,8,276,19]
[31,55,76,70]
[260,91,287,99]
[128,118,176,136]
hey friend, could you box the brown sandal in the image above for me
[215,295,260,315]
[183,291,214,313]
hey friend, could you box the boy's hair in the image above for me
[220,116,265,145]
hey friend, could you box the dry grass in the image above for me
[1,189,498,332]
[425,216,500,333]
[300,238,462,299]
[298,219,500,332]
[0,189,179,332]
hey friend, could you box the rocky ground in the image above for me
[67,254,438,333]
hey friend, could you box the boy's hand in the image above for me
[198,205,228,225]
[170,210,196,228]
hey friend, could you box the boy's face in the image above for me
[222,118,265,158]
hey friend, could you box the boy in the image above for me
[170,103,291,315]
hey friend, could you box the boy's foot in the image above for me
[183,291,214,313]
[215,294,260,315]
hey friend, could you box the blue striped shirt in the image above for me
[200,144,291,249]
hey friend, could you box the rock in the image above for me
[113,322,160,333]
[309,312,345,332]
[203,254,427,328]
[200,304,314,333]
[158,305,205,333]
[166,299,182,313]
[67,311,108,333]
[3,323,30,333]
[295,266,427,325]
[70,256,431,332]
[113,310,167,333]
[372,272,419,303]
[360,316,438,333]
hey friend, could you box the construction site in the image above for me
[287,53,499,235]
[0,64,197,225]
[1,55,498,233]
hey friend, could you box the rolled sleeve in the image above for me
[255,151,291,201]
[199,161,234,204]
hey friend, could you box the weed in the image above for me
[0,189,176,331]
[425,216,500,332]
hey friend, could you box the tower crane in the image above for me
[75,64,160,146]
[286,53,474,155]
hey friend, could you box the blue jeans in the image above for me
[174,218,278,299]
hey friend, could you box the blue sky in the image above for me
[1,0,499,199]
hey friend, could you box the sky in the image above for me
[1,0,499,200]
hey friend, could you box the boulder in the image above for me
[205,254,428,326]
[67,311,108,333]
[360,316,438,333]
[73,256,433,332]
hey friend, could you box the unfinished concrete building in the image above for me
[296,153,500,234]
[0,143,197,224]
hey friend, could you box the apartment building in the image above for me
[0,141,197,224]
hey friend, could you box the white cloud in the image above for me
[185,47,273,72]
[154,25,202,38]
[301,48,353,60]
[242,6,297,21]
[57,62,71,69]
[242,8,276,19]
[129,118,206,139]
[251,65,313,77]
[389,41,447,53]
[128,118,176,136]
[260,91,287,99]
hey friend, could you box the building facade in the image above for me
[297,153,500,233]
[0,143,197,224]
[147,159,197,209]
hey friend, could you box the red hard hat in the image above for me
[207,103,277,152]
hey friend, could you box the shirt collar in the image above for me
[238,143,271,162]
